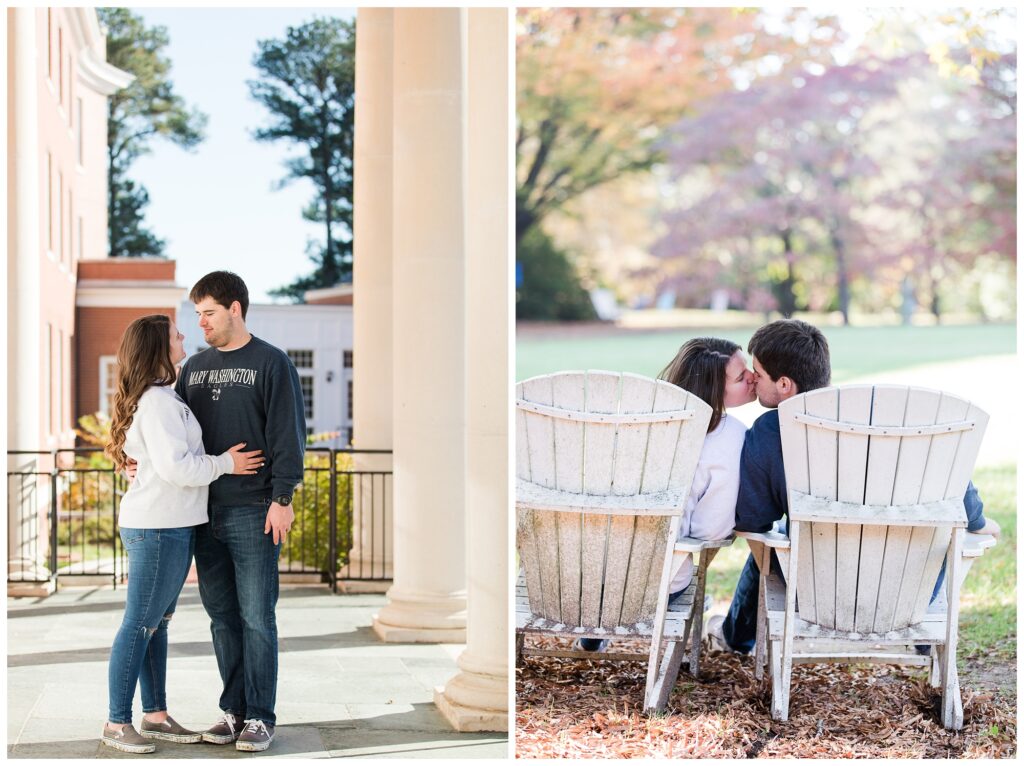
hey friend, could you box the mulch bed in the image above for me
[516,636,1016,758]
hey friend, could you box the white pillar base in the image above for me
[7,579,55,598]
[372,586,466,643]
[433,667,508,732]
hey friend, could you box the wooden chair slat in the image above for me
[534,509,562,621]
[516,509,544,624]
[579,514,607,626]
[613,374,658,497]
[946,403,989,500]
[619,515,664,624]
[600,515,636,628]
[555,510,582,625]
[641,382,689,494]
[781,394,817,624]
[857,385,909,632]
[891,524,935,629]
[668,390,710,492]
[516,382,531,481]
[583,371,620,495]
[806,388,839,629]
[836,386,873,631]
[522,375,556,488]
[919,393,971,503]
[552,373,586,493]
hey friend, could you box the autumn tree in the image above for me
[249,17,356,301]
[656,56,913,323]
[516,7,841,244]
[98,8,207,258]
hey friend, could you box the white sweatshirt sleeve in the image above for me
[687,418,745,542]
[135,393,235,488]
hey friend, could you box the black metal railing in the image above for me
[6,448,393,593]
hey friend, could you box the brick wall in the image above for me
[75,306,176,419]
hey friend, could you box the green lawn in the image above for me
[516,322,1015,382]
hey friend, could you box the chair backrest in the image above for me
[779,385,988,632]
[516,371,711,627]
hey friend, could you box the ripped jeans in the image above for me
[107,526,195,724]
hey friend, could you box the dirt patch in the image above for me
[516,636,1016,758]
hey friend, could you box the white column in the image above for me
[372,8,467,643]
[347,8,395,585]
[434,8,509,732]
[7,8,50,593]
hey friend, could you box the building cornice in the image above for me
[67,8,134,96]
[77,284,187,308]
[305,284,355,301]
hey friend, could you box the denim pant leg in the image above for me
[139,529,195,713]
[199,505,282,726]
[108,527,194,724]
[195,517,247,719]
[721,553,760,654]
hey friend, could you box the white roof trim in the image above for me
[77,285,187,308]
[67,8,134,96]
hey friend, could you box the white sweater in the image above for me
[117,385,235,529]
[668,413,746,593]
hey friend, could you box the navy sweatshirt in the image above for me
[175,336,306,507]
[735,409,986,533]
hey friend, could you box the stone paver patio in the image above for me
[7,585,507,759]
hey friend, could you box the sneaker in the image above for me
[102,723,156,754]
[140,714,202,743]
[573,637,609,652]
[235,719,275,752]
[202,712,242,745]
[706,615,735,653]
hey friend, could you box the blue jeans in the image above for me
[195,504,281,726]
[722,551,950,654]
[108,526,195,724]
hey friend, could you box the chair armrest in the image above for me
[962,533,996,558]
[735,529,791,550]
[674,535,734,554]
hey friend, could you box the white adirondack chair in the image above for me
[737,385,996,730]
[515,370,733,713]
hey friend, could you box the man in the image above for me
[708,319,999,654]
[175,271,306,751]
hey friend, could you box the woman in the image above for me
[101,314,263,754]
[578,337,755,652]
[658,337,755,600]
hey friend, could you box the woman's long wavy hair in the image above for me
[658,337,740,434]
[105,315,178,471]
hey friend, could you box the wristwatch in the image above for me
[274,493,292,507]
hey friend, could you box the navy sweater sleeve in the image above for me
[263,353,306,499]
[734,411,788,533]
[964,480,986,532]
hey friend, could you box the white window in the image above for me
[77,216,83,261]
[46,324,53,434]
[76,98,84,166]
[298,374,314,420]
[58,170,64,263]
[58,329,65,430]
[99,356,119,416]
[47,153,53,252]
[287,349,314,369]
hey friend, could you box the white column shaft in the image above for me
[434,8,509,731]
[373,8,467,642]
[348,8,395,581]
[8,9,48,587]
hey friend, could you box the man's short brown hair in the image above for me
[189,271,249,320]
[748,319,830,393]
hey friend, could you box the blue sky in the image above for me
[130,7,356,303]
